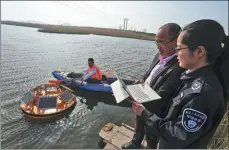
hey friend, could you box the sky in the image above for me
[1,1,228,34]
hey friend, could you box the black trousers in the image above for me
[85,78,102,83]
[132,115,159,149]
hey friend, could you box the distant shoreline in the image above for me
[1,20,156,41]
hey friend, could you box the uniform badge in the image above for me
[182,108,207,132]
[191,81,201,90]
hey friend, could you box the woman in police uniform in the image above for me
[131,19,228,149]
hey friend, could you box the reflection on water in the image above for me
[75,88,132,110]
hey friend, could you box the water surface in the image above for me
[1,24,157,149]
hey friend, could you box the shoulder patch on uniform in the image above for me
[182,108,207,132]
[191,77,205,91]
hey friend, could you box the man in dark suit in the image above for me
[122,23,185,149]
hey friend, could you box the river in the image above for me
[1,24,158,148]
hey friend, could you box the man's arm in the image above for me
[81,70,88,79]
[151,66,185,117]
[83,68,97,80]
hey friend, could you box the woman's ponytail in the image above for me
[214,35,229,105]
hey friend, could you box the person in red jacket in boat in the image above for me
[80,58,103,85]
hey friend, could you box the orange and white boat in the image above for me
[20,80,77,122]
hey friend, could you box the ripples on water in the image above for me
[1,24,157,148]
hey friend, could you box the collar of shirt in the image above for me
[159,53,177,64]
[180,64,213,80]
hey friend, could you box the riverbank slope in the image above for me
[1,20,156,41]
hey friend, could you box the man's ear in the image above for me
[171,39,177,46]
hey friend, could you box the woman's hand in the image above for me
[132,100,145,116]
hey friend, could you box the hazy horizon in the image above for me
[1,1,228,34]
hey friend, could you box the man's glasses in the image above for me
[155,37,176,47]
[175,47,188,53]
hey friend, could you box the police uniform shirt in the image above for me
[140,65,225,149]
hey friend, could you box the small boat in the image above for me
[20,80,77,122]
[52,71,135,92]
[52,71,121,92]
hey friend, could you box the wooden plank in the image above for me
[119,125,134,138]
[121,123,135,131]
[110,131,133,149]
[104,143,119,149]
[121,123,147,148]
[99,123,148,149]
[99,124,120,142]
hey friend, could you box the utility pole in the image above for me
[123,18,129,30]
[125,19,128,30]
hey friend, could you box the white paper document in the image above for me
[111,72,161,104]
[111,80,129,103]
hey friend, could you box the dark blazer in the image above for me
[142,52,185,117]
